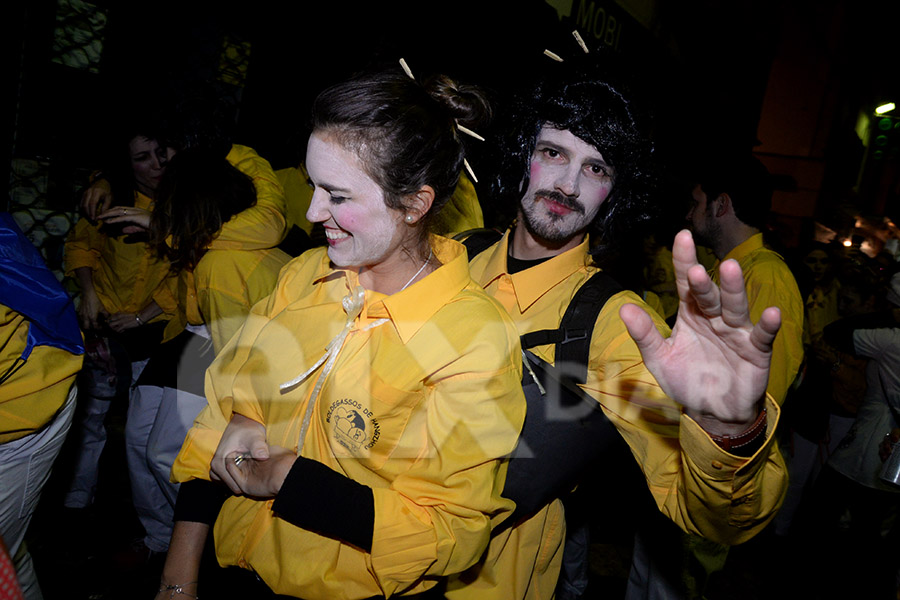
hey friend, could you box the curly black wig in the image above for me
[490,51,659,258]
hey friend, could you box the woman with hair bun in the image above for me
[160,66,527,599]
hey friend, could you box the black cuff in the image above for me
[272,456,374,552]
[174,479,231,524]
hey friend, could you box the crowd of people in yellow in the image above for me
[2,47,899,600]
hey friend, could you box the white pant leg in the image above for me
[63,359,148,508]
[0,384,77,600]
[62,393,111,508]
[146,388,207,508]
[125,384,171,552]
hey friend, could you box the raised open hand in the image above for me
[620,229,781,436]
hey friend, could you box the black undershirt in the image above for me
[506,253,553,274]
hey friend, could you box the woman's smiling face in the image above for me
[304,131,411,274]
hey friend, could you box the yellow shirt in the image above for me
[451,232,789,599]
[711,233,805,405]
[0,304,83,443]
[65,191,178,329]
[194,247,290,354]
[172,236,526,598]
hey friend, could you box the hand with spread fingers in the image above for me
[620,229,782,437]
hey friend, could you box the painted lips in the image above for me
[538,193,582,216]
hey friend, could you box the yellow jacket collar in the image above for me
[722,232,765,264]
[476,230,593,313]
[312,235,471,344]
[134,191,154,210]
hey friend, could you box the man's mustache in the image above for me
[534,190,585,215]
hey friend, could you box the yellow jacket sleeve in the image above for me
[212,145,287,251]
[0,306,84,443]
[582,292,788,545]
[64,218,102,274]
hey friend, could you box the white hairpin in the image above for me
[463,158,479,184]
[543,49,564,63]
[456,122,485,142]
[573,30,589,54]
[399,58,415,80]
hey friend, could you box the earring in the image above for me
[405,214,414,223]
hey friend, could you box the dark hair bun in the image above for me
[424,75,491,130]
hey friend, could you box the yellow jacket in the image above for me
[0,304,83,443]
[211,145,288,251]
[451,232,789,600]
[711,233,804,405]
[65,191,178,330]
[163,146,289,340]
[276,163,314,235]
[194,247,290,354]
[172,236,526,599]
[432,171,484,237]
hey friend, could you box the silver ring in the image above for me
[233,454,246,466]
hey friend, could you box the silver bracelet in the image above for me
[158,582,198,599]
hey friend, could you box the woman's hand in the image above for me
[106,312,144,333]
[78,287,107,331]
[210,414,270,493]
[96,205,151,233]
[224,445,297,499]
[620,229,781,437]
[82,178,113,220]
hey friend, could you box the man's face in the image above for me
[686,184,721,248]
[518,126,615,244]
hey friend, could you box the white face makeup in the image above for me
[518,126,615,244]
[304,131,416,285]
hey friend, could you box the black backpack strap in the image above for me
[520,271,623,386]
[454,228,504,260]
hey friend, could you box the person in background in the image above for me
[62,119,180,561]
[804,270,900,599]
[687,152,804,406]
[0,213,84,600]
[90,91,289,564]
[774,264,877,539]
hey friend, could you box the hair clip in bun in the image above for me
[463,158,478,184]
[573,30,590,54]
[543,49,564,63]
[456,122,485,142]
[399,58,415,80]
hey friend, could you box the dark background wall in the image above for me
[5,0,899,273]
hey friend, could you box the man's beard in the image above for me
[690,215,722,252]
[519,189,587,244]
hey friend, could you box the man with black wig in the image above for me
[444,54,789,600]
